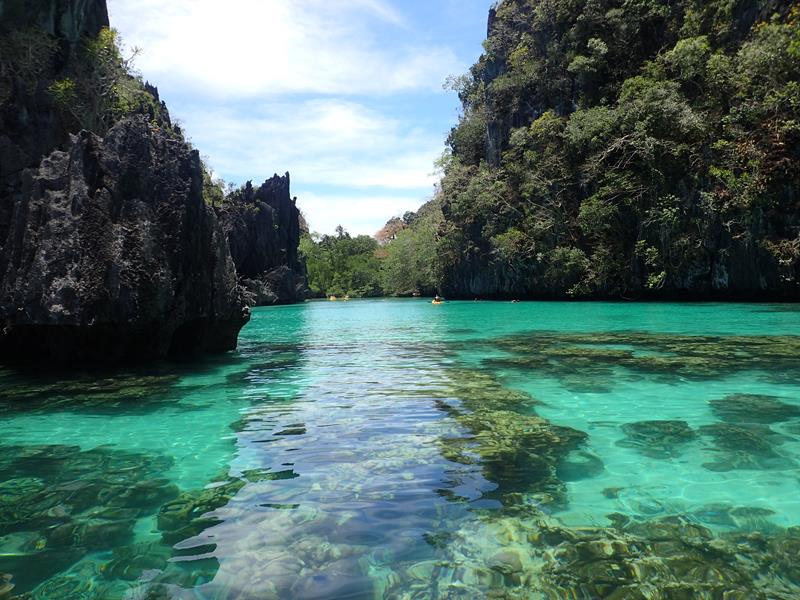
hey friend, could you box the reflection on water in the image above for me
[0,300,799,598]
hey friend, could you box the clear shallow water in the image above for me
[1,300,800,598]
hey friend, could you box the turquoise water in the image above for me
[1,300,800,598]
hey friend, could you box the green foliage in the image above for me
[200,160,225,207]
[48,78,78,109]
[578,196,619,241]
[31,27,165,135]
[2,18,176,146]
[0,27,58,99]
[436,0,800,297]
[380,203,442,296]
[545,247,591,296]
[662,36,711,83]
[300,229,383,298]
[300,201,444,298]
[446,105,488,166]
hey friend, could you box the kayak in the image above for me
[432,300,443,305]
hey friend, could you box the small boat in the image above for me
[329,295,337,301]
[432,300,442,305]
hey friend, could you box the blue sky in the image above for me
[107,0,491,235]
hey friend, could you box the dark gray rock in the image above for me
[0,0,303,364]
[0,0,109,43]
[0,117,250,362]
[1,0,110,246]
[241,265,309,307]
[221,174,308,306]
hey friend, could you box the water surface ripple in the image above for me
[1,300,799,598]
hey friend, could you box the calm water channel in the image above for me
[1,299,799,598]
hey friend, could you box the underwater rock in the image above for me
[421,367,590,505]
[699,422,796,471]
[378,500,800,599]
[23,557,119,599]
[688,504,778,531]
[157,477,246,545]
[0,573,13,599]
[0,443,184,594]
[0,371,186,417]
[106,479,179,510]
[618,420,698,459]
[487,548,525,574]
[441,407,586,506]
[556,449,605,481]
[699,423,787,457]
[709,394,800,424]
[490,331,800,385]
[0,478,45,505]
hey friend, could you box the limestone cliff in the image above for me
[437,0,800,300]
[221,174,309,306]
[1,0,111,196]
[0,0,305,362]
[0,117,250,362]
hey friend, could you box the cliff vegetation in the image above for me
[300,200,441,298]
[407,0,800,299]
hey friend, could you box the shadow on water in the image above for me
[0,351,315,596]
[0,351,252,417]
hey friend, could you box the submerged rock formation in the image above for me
[0,117,249,362]
[221,174,308,306]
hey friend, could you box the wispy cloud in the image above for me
[107,0,467,236]
[110,0,459,97]
[297,191,428,236]
[179,99,442,190]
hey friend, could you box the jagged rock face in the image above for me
[0,117,250,362]
[1,0,110,243]
[439,0,800,300]
[0,0,109,43]
[221,174,308,305]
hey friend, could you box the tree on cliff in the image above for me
[300,230,382,298]
[433,0,800,299]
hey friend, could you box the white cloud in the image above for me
[108,0,460,97]
[106,0,460,236]
[178,99,442,190]
[297,191,428,237]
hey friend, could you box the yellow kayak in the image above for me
[432,300,443,305]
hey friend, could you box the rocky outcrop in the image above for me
[0,117,249,362]
[0,0,110,194]
[0,0,109,42]
[221,174,308,306]
[0,0,306,363]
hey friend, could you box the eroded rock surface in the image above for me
[0,117,250,362]
[221,174,308,306]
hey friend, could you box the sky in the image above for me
[106,0,491,236]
